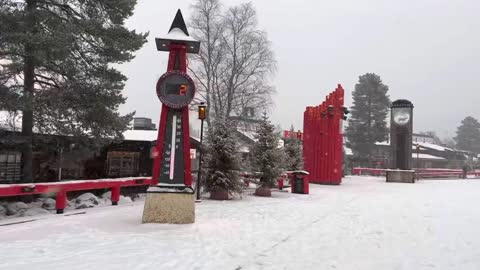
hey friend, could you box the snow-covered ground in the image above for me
[1,176,480,270]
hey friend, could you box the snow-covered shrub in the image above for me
[283,126,303,171]
[42,198,56,210]
[0,205,7,217]
[74,193,100,209]
[101,191,112,200]
[203,118,243,196]
[119,195,133,204]
[251,113,284,188]
[6,202,29,216]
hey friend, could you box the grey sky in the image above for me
[119,0,480,139]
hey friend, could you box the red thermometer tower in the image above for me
[143,10,200,224]
[152,10,200,190]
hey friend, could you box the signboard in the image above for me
[190,149,196,159]
[283,130,303,140]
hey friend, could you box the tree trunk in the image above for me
[21,0,37,183]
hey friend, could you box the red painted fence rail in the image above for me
[0,177,153,214]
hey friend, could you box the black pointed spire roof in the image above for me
[168,9,189,36]
[156,9,200,53]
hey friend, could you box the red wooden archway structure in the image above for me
[303,85,345,185]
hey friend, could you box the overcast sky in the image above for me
[118,0,480,139]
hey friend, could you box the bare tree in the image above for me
[189,0,276,124]
[189,0,224,124]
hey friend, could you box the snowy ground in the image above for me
[1,176,480,270]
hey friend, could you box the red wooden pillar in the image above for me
[309,107,315,182]
[111,186,121,206]
[325,95,331,183]
[334,85,345,183]
[56,190,67,214]
[330,90,339,184]
[326,94,332,183]
[320,103,326,183]
[315,105,322,183]
[304,107,313,182]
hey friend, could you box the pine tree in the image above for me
[251,113,283,188]
[283,126,303,171]
[454,116,480,153]
[203,118,243,195]
[0,0,148,182]
[345,73,390,164]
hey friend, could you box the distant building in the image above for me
[345,139,477,170]
[412,133,435,144]
[133,117,156,130]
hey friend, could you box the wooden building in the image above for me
[0,128,200,184]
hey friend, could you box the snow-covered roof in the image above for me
[236,129,257,142]
[413,153,445,160]
[159,27,198,42]
[344,146,353,156]
[376,141,453,152]
[376,141,389,146]
[122,130,158,141]
[416,142,453,152]
[122,129,201,144]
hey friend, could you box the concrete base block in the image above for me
[142,187,195,224]
[386,169,415,183]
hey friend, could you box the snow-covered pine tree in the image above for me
[251,113,283,191]
[454,116,480,153]
[0,0,148,182]
[283,126,303,171]
[345,73,390,166]
[203,118,243,198]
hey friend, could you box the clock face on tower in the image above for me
[156,71,195,109]
[393,107,411,125]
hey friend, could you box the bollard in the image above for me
[56,191,67,214]
[111,186,121,205]
[278,178,284,190]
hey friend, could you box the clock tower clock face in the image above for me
[156,71,195,109]
[393,108,411,125]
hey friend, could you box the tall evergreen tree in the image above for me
[251,113,283,188]
[203,118,243,196]
[0,0,148,182]
[454,116,480,153]
[345,73,390,164]
[283,126,303,171]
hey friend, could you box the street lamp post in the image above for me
[416,143,420,169]
[196,102,207,201]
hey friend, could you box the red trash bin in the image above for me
[290,170,310,194]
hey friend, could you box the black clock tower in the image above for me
[390,99,414,170]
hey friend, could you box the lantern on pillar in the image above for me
[198,103,207,120]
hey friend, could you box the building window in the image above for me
[106,151,140,177]
[0,152,21,183]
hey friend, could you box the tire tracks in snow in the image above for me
[233,186,374,270]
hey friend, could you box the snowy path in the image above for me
[1,177,480,270]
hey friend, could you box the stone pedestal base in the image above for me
[386,169,415,183]
[142,186,195,224]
